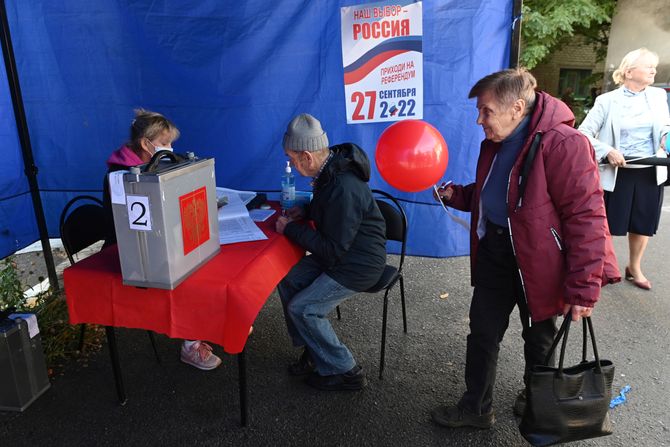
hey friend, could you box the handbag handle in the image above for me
[544,316,603,377]
[581,318,588,363]
[516,132,542,209]
[143,150,186,173]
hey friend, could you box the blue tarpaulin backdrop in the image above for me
[0,0,512,259]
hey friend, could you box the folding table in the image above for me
[63,212,304,426]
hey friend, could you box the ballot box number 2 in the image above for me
[126,195,152,231]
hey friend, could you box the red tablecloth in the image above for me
[63,214,304,354]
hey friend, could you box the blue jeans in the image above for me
[278,256,357,375]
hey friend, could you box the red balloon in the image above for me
[375,120,449,192]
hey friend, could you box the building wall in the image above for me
[530,37,604,97]
[605,0,670,91]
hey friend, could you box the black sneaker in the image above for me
[305,364,367,391]
[430,405,495,429]
[288,348,316,376]
[513,389,526,417]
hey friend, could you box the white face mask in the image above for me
[147,139,173,153]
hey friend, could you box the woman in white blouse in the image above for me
[579,48,670,290]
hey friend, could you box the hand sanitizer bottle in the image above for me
[281,161,295,215]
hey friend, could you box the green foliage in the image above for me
[521,0,617,69]
[571,99,590,127]
[0,257,25,311]
[37,291,104,370]
[0,257,103,372]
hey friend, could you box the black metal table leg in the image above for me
[237,348,248,426]
[105,326,127,405]
[146,330,161,364]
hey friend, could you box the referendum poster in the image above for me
[341,1,423,124]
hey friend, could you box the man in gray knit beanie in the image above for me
[280,113,332,187]
[283,113,329,152]
[275,113,387,392]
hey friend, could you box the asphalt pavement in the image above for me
[1,197,669,446]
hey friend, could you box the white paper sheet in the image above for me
[216,187,256,205]
[9,313,39,338]
[109,170,128,204]
[218,216,267,244]
[217,192,250,220]
[216,187,267,244]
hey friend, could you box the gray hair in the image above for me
[468,68,537,114]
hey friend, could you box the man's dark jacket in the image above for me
[284,143,387,292]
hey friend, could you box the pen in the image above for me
[438,180,453,190]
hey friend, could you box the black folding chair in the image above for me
[336,189,408,379]
[59,195,161,362]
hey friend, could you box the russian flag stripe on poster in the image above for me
[341,1,423,124]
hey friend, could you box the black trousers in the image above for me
[458,221,557,415]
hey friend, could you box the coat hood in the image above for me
[318,143,371,187]
[528,91,575,134]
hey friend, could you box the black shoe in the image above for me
[430,405,495,429]
[304,364,367,391]
[513,389,526,417]
[288,349,316,376]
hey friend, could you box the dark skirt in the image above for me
[604,167,664,236]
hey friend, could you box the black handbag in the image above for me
[519,316,614,446]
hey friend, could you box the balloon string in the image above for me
[432,185,470,230]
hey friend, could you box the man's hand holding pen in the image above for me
[276,205,305,234]
[276,216,290,234]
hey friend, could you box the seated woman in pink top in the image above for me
[102,108,222,371]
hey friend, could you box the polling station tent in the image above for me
[0,0,514,263]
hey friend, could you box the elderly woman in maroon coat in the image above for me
[430,68,620,430]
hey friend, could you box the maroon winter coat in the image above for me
[446,91,621,322]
